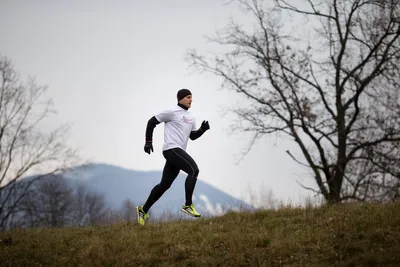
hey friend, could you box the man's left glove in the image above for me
[144,140,154,154]
[201,120,210,132]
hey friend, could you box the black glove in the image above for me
[201,120,210,131]
[144,140,154,154]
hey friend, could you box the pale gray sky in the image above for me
[0,0,314,206]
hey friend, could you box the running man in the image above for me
[136,89,210,225]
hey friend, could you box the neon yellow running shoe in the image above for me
[136,206,149,225]
[180,204,201,217]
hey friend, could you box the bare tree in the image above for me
[120,199,136,222]
[343,140,400,202]
[186,0,400,203]
[71,182,108,226]
[17,174,74,228]
[17,176,108,228]
[0,56,80,230]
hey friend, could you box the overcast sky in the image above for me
[0,0,315,206]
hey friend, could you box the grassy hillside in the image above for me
[1,202,400,266]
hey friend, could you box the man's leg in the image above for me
[136,159,180,225]
[142,160,180,213]
[168,148,201,217]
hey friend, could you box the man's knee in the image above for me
[192,166,199,178]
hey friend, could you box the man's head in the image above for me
[177,88,192,109]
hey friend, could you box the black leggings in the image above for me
[142,147,199,213]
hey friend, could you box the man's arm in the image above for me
[145,116,160,142]
[144,116,160,154]
[190,120,210,140]
[189,128,204,141]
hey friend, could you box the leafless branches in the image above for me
[0,56,80,230]
[187,0,400,203]
[8,175,108,229]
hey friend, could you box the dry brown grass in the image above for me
[1,202,400,266]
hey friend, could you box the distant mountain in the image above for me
[63,163,254,220]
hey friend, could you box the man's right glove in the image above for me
[144,140,154,154]
[200,120,210,132]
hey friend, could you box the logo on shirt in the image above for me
[181,116,193,124]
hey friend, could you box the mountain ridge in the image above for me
[63,162,254,219]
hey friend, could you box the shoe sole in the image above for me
[180,208,201,217]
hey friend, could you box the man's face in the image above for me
[179,95,192,109]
